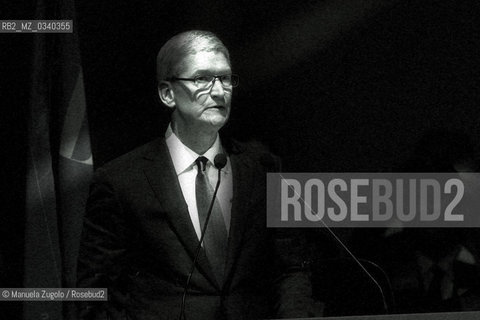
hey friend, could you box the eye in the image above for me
[220,75,232,83]
[195,76,213,84]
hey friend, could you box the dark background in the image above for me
[2,0,480,317]
[74,0,480,171]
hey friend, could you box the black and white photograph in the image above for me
[2,0,480,319]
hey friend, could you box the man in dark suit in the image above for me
[77,30,314,319]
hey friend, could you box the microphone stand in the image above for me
[321,224,391,313]
[280,175,392,314]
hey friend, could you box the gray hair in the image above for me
[156,30,230,82]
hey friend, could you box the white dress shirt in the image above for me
[165,124,233,240]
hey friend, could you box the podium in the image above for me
[282,311,480,320]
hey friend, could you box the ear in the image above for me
[158,81,176,109]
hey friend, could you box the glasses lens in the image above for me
[194,75,239,88]
[220,75,232,87]
[195,76,214,88]
[230,74,239,87]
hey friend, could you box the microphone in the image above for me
[178,154,227,320]
[214,153,227,171]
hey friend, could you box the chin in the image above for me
[202,114,228,127]
[209,119,227,129]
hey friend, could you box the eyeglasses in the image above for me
[167,74,239,89]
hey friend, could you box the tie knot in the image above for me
[195,156,208,172]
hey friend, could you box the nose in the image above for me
[210,77,225,97]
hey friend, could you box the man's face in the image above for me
[170,51,232,133]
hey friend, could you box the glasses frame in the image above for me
[166,74,239,89]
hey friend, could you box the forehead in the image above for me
[178,51,231,76]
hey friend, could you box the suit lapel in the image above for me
[142,139,219,289]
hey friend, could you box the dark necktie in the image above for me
[195,156,228,286]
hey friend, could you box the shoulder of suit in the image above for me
[94,138,164,177]
[228,139,281,171]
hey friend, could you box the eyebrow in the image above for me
[190,68,232,75]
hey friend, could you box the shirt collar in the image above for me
[165,124,227,175]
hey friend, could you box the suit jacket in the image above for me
[77,137,313,320]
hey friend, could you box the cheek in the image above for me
[225,93,233,105]
[191,85,213,102]
[194,92,210,105]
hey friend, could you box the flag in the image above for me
[25,0,93,319]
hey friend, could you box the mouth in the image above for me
[206,105,226,111]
